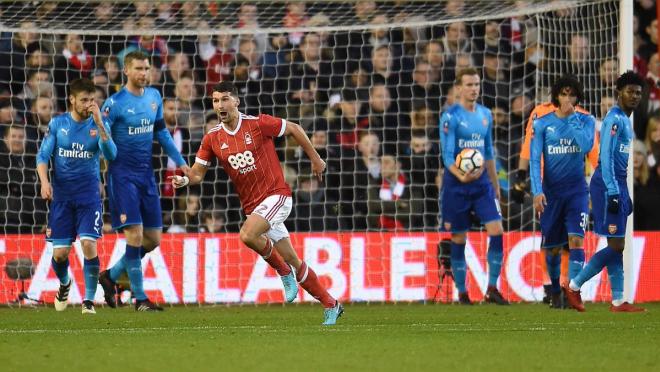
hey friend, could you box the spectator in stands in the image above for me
[351,13,395,62]
[116,15,170,70]
[343,65,371,102]
[367,45,402,90]
[563,34,598,112]
[478,20,511,55]
[368,154,421,230]
[442,84,461,111]
[54,33,94,109]
[174,74,205,137]
[157,97,191,213]
[0,21,39,96]
[98,56,123,95]
[402,129,440,229]
[491,104,517,195]
[400,59,441,115]
[638,19,658,62]
[167,192,202,233]
[17,70,54,103]
[328,89,362,150]
[289,172,339,232]
[25,42,53,70]
[132,1,153,18]
[288,32,337,123]
[638,52,660,138]
[201,28,235,95]
[597,58,618,102]
[88,2,122,57]
[155,1,176,28]
[441,22,475,65]
[162,52,192,98]
[352,1,376,24]
[444,0,465,17]
[234,3,267,55]
[0,98,21,127]
[341,131,380,230]
[173,74,204,141]
[232,38,267,115]
[481,49,510,109]
[362,83,401,154]
[645,115,660,169]
[91,69,109,88]
[94,85,106,107]
[410,101,438,141]
[509,85,533,136]
[420,40,455,94]
[199,210,226,233]
[0,125,46,233]
[282,1,308,46]
[24,96,54,153]
[599,94,617,120]
[633,139,660,230]
[454,53,474,72]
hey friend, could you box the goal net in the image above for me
[2,0,650,306]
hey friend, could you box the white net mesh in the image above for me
[0,0,630,305]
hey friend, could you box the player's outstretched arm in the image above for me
[155,127,190,175]
[89,102,117,161]
[170,162,208,189]
[284,121,326,181]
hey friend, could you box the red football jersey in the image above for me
[195,112,292,214]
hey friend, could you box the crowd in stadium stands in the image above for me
[1,1,659,234]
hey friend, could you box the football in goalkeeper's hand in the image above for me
[455,148,484,173]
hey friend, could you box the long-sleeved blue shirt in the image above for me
[530,111,596,197]
[36,112,117,202]
[101,87,185,175]
[595,105,633,195]
[439,103,494,189]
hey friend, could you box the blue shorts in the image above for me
[590,178,631,237]
[46,198,103,247]
[108,172,162,231]
[441,183,502,233]
[539,191,589,248]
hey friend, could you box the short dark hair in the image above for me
[550,74,584,106]
[213,81,239,97]
[124,50,149,68]
[68,78,96,97]
[455,67,480,85]
[411,128,427,139]
[616,70,646,91]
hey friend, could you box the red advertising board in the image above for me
[1,232,658,304]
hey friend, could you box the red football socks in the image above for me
[296,261,336,308]
[261,239,292,276]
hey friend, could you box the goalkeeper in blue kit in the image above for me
[565,71,646,313]
[530,75,595,309]
[36,78,117,314]
[97,51,189,311]
[439,68,508,305]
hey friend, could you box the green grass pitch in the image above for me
[1,302,659,371]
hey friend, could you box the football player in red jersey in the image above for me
[170,82,343,325]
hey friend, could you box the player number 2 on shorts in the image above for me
[228,151,255,169]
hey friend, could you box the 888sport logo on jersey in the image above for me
[228,150,257,174]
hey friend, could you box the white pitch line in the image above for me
[0,322,639,335]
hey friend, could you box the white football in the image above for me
[456,148,484,173]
